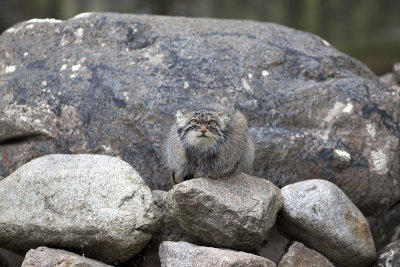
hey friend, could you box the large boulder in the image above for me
[22,247,111,267]
[278,179,376,267]
[0,154,162,264]
[159,241,276,267]
[165,173,283,251]
[0,13,399,214]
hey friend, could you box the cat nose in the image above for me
[199,128,207,133]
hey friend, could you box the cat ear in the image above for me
[218,112,230,129]
[175,109,188,127]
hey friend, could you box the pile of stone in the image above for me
[0,153,384,266]
[157,173,377,267]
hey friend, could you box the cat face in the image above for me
[175,109,230,150]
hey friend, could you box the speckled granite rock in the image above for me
[165,173,282,251]
[0,154,162,264]
[22,247,111,267]
[159,241,276,267]
[279,179,376,267]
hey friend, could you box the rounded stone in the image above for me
[0,154,162,264]
[278,179,376,267]
[165,173,283,251]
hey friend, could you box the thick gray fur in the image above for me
[164,107,254,184]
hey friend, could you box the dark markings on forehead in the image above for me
[193,110,215,120]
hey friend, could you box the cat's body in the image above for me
[164,107,254,184]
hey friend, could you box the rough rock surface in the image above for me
[159,241,276,267]
[165,173,282,250]
[374,240,400,267]
[138,190,197,267]
[278,241,334,267]
[259,226,290,264]
[21,246,111,267]
[368,201,400,250]
[279,179,376,267]
[0,154,162,264]
[0,13,399,215]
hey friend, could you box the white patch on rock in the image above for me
[6,27,17,33]
[322,39,331,47]
[248,73,253,79]
[366,124,376,138]
[70,74,76,78]
[60,64,67,71]
[342,103,353,113]
[73,12,94,19]
[146,52,164,65]
[74,28,84,38]
[23,52,29,57]
[184,81,189,89]
[323,102,346,123]
[101,145,113,152]
[5,65,16,73]
[20,115,28,122]
[334,149,351,161]
[26,18,62,24]
[241,78,253,94]
[262,70,270,77]
[371,150,388,175]
[42,81,47,87]
[123,92,129,100]
[71,64,81,72]
[25,24,34,29]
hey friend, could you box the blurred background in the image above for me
[0,0,399,75]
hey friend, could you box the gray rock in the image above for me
[279,179,376,267]
[151,189,198,244]
[159,241,276,267]
[374,240,400,267]
[165,173,282,251]
[0,13,399,215]
[259,226,290,265]
[137,190,197,267]
[368,201,400,251]
[21,246,111,267]
[0,154,162,264]
[278,241,334,267]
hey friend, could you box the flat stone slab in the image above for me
[0,154,162,264]
[165,173,282,250]
[159,241,276,267]
[279,179,376,267]
[22,246,111,267]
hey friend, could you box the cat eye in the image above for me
[208,120,216,125]
[190,119,199,125]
